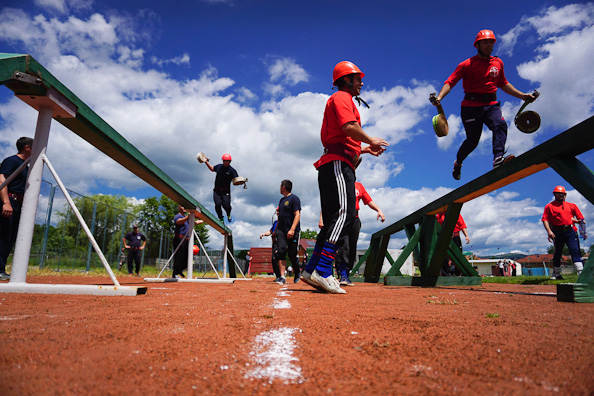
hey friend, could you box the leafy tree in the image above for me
[53,194,137,258]
[300,228,318,240]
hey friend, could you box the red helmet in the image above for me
[192,245,200,255]
[332,61,365,86]
[474,29,496,46]
[222,153,232,161]
[553,185,566,194]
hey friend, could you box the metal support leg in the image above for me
[10,106,53,283]
[187,211,195,279]
[222,234,228,278]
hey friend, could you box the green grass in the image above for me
[481,274,579,285]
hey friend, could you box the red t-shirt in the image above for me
[355,182,372,212]
[314,90,362,169]
[542,201,584,227]
[435,213,467,235]
[444,55,509,107]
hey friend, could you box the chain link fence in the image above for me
[21,180,245,275]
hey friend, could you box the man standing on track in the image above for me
[260,208,282,283]
[0,137,33,280]
[172,206,203,278]
[275,180,302,285]
[302,61,388,294]
[431,29,536,180]
[204,154,239,223]
[332,181,385,286]
[122,225,146,276]
[542,185,587,279]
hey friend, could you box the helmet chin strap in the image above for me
[355,96,370,108]
[337,76,370,108]
[345,78,370,108]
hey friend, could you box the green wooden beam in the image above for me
[350,245,371,276]
[428,203,462,275]
[547,156,594,206]
[447,240,479,276]
[0,53,230,235]
[385,226,420,276]
[364,234,390,282]
[370,115,594,242]
[404,224,420,268]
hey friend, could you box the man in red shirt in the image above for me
[431,29,536,180]
[326,181,385,286]
[436,211,470,276]
[542,185,587,279]
[302,61,388,294]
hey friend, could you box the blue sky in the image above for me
[0,0,593,255]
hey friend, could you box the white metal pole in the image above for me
[222,234,228,278]
[43,155,120,286]
[187,211,195,279]
[10,106,53,283]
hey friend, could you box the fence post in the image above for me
[40,184,56,269]
[86,201,97,271]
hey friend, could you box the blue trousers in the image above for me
[457,104,507,164]
[0,199,22,273]
[552,227,581,267]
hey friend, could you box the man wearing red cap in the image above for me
[542,186,587,279]
[301,61,388,294]
[204,154,239,223]
[432,29,536,180]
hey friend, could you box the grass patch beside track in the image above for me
[481,274,579,285]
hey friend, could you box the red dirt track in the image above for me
[1,275,593,395]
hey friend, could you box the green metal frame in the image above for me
[363,115,594,300]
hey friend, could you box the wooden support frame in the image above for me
[364,115,594,297]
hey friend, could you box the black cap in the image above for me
[132,224,138,228]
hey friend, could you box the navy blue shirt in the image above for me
[174,213,190,237]
[0,155,27,194]
[124,231,146,248]
[213,164,238,191]
[277,194,301,234]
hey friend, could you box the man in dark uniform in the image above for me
[260,208,282,282]
[275,180,302,285]
[122,224,146,276]
[172,206,203,278]
[204,153,239,223]
[0,137,33,280]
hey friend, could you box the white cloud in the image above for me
[150,53,190,68]
[499,3,594,128]
[267,57,309,86]
[34,0,92,15]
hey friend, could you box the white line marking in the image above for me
[245,327,303,384]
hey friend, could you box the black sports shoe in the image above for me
[452,161,462,180]
[294,273,301,283]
